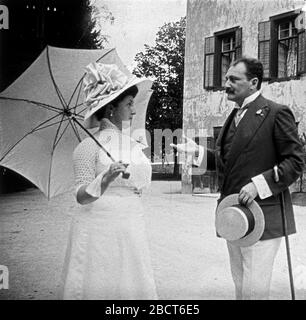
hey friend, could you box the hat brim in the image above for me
[216,194,265,247]
[83,77,152,129]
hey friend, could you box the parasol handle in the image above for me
[71,116,130,179]
[71,116,115,161]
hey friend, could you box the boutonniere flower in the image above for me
[256,109,264,116]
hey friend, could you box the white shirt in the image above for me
[237,90,261,110]
[234,90,261,126]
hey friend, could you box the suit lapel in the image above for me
[216,108,237,152]
[215,108,237,170]
[223,95,270,179]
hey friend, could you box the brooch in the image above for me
[256,109,264,116]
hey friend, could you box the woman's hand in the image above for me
[170,135,200,155]
[103,161,128,184]
[77,162,128,205]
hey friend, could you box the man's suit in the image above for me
[207,94,304,240]
[206,93,304,299]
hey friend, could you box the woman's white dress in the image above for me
[60,119,157,300]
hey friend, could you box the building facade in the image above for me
[182,0,306,193]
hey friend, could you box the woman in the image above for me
[60,63,158,300]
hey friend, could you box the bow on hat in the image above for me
[83,63,128,111]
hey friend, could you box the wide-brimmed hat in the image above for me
[83,62,152,129]
[215,194,265,247]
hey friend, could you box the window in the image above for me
[258,9,306,80]
[298,22,306,74]
[221,35,236,86]
[204,26,242,89]
[278,19,298,78]
[258,21,271,78]
[204,37,215,88]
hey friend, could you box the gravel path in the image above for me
[0,181,306,300]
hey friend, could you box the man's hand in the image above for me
[170,135,199,155]
[238,182,258,206]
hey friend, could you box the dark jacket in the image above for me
[208,94,304,240]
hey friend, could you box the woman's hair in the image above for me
[94,85,138,121]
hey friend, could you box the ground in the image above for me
[0,181,306,300]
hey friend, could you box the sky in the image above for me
[93,0,187,69]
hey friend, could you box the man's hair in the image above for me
[95,85,138,121]
[232,57,263,90]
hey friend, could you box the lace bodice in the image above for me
[73,119,152,197]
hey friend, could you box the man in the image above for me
[172,57,304,299]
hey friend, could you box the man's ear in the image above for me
[251,78,259,90]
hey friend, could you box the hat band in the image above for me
[232,204,255,238]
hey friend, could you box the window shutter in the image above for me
[235,27,242,58]
[258,21,271,78]
[297,30,306,74]
[204,36,215,88]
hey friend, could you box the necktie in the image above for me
[235,106,248,126]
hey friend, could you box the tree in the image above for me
[133,16,186,177]
[43,0,112,49]
[1,0,113,89]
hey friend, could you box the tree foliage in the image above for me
[1,0,113,89]
[134,16,186,133]
[42,0,112,49]
[133,17,186,174]
[6,0,112,50]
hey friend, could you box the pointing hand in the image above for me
[170,134,200,155]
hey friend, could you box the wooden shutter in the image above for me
[258,21,271,79]
[204,36,215,88]
[235,27,242,58]
[297,30,306,75]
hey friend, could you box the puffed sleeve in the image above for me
[73,137,98,195]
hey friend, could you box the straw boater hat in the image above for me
[83,62,151,129]
[215,194,265,247]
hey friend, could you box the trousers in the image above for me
[227,237,282,300]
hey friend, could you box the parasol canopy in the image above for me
[0,46,152,198]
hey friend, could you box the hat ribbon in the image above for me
[83,63,128,110]
[231,204,255,237]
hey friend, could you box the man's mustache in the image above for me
[225,88,235,94]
